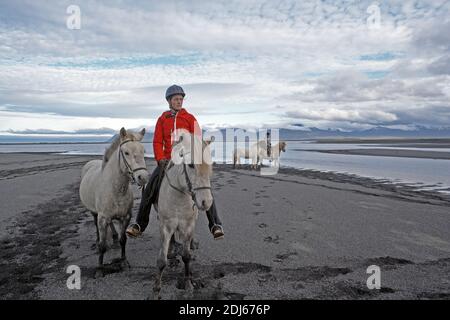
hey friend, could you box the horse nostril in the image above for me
[202,200,206,208]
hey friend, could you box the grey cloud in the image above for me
[427,55,450,75]
[412,19,450,55]
[391,105,450,127]
[285,108,397,125]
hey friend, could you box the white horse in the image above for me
[233,140,287,169]
[232,145,258,169]
[255,140,287,168]
[79,127,148,277]
[153,129,214,299]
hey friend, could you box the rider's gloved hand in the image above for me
[158,159,168,169]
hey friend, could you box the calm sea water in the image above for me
[1,141,449,194]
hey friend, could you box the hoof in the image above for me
[153,289,161,300]
[182,280,194,299]
[190,240,199,250]
[168,257,180,268]
[185,279,194,291]
[167,252,177,259]
[120,258,131,270]
[94,268,104,279]
[111,242,121,250]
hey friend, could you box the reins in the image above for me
[164,158,212,209]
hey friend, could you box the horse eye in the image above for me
[125,152,130,156]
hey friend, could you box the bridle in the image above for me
[164,151,212,209]
[118,139,148,184]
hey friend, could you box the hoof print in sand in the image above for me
[264,235,281,244]
[275,251,298,262]
[257,273,276,283]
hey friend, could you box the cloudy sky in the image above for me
[0,0,449,136]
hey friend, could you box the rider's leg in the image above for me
[127,165,160,237]
[205,197,224,240]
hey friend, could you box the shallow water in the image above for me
[1,140,449,194]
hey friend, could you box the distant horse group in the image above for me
[233,140,287,169]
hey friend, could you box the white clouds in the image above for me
[0,0,449,133]
[0,109,150,132]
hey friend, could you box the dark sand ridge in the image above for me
[0,153,449,299]
[297,148,450,160]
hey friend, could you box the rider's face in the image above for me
[169,95,184,111]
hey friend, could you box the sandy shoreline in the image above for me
[300,148,450,160]
[0,153,449,300]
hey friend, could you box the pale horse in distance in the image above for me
[79,127,149,278]
[233,140,287,169]
[153,129,214,299]
[254,140,287,168]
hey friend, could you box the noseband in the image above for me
[164,158,212,209]
[118,139,148,184]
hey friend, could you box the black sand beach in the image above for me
[0,153,449,300]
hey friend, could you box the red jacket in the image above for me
[153,108,201,162]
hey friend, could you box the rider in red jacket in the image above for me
[126,85,224,239]
[153,107,201,162]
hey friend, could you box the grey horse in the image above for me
[79,127,148,277]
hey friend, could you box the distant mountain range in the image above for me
[134,125,450,143]
[3,125,450,144]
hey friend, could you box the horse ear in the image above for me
[120,127,127,139]
[138,128,146,141]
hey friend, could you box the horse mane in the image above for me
[102,130,140,170]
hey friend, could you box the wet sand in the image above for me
[0,153,449,300]
[301,148,450,160]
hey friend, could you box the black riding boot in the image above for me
[134,165,161,232]
[206,199,224,239]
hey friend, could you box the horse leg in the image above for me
[252,155,257,170]
[118,210,131,269]
[110,222,119,246]
[153,224,173,300]
[91,212,99,251]
[95,215,109,278]
[181,230,194,293]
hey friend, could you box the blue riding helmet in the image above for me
[165,85,185,101]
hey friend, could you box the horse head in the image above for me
[118,127,149,186]
[171,129,214,211]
